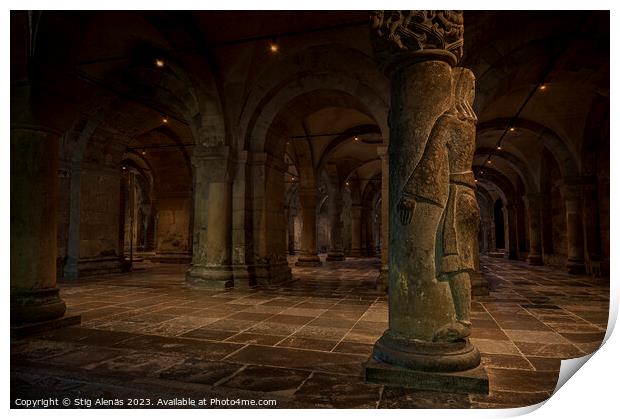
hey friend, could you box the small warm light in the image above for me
[496,145,502,150]
[122,166,127,170]
[162,116,168,124]
[480,171,484,174]
[346,181,350,186]
[539,84,546,91]
[354,135,359,142]
[487,158,492,164]
[509,127,515,132]
[291,176,295,181]
[155,58,165,68]
[269,39,279,53]
[475,179,478,183]
[141,150,147,155]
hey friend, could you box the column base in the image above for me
[254,260,292,285]
[185,265,234,289]
[11,287,67,324]
[366,331,488,394]
[326,251,345,262]
[527,253,544,266]
[376,266,389,292]
[295,255,322,267]
[348,249,364,258]
[470,271,489,297]
[66,255,129,279]
[567,260,587,275]
[365,357,489,394]
[150,252,192,264]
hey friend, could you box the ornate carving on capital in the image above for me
[370,10,464,70]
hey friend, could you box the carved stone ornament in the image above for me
[370,11,464,70]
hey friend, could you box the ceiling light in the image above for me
[496,145,502,150]
[509,127,515,132]
[155,58,165,68]
[162,116,168,124]
[354,135,359,141]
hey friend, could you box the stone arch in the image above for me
[477,117,580,182]
[475,147,537,193]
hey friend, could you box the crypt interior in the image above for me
[10,10,609,408]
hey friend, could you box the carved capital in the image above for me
[370,10,464,72]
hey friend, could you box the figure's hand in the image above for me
[398,196,415,225]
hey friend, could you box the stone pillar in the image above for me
[505,204,519,260]
[186,146,234,288]
[295,188,322,266]
[582,179,602,275]
[349,205,363,257]
[326,183,345,261]
[560,181,586,274]
[377,146,389,291]
[11,128,67,324]
[287,207,297,255]
[524,194,543,265]
[365,11,487,393]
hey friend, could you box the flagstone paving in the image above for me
[11,256,609,409]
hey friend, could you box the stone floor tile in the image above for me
[294,372,381,408]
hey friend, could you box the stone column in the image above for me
[11,128,67,324]
[186,146,234,287]
[349,205,363,257]
[582,179,602,275]
[524,194,543,265]
[365,11,487,393]
[560,181,586,274]
[288,207,297,255]
[295,188,322,266]
[377,146,389,291]
[505,204,519,260]
[326,183,345,261]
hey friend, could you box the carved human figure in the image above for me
[434,67,479,342]
[395,67,478,343]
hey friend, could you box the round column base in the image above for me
[567,260,587,275]
[186,265,234,288]
[295,255,322,267]
[371,331,481,373]
[326,252,345,262]
[11,287,67,325]
[527,253,544,266]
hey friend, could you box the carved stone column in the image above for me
[295,188,322,266]
[186,146,234,288]
[326,182,345,261]
[365,11,487,393]
[349,204,363,257]
[524,194,543,265]
[377,145,389,291]
[560,180,586,274]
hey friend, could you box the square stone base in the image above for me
[364,357,489,394]
[11,314,82,339]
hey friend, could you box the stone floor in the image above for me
[11,256,609,409]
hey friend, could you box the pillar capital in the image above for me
[370,11,464,73]
[192,145,233,183]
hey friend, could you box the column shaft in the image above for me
[295,189,321,266]
[11,129,67,323]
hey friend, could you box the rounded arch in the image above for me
[477,117,580,182]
